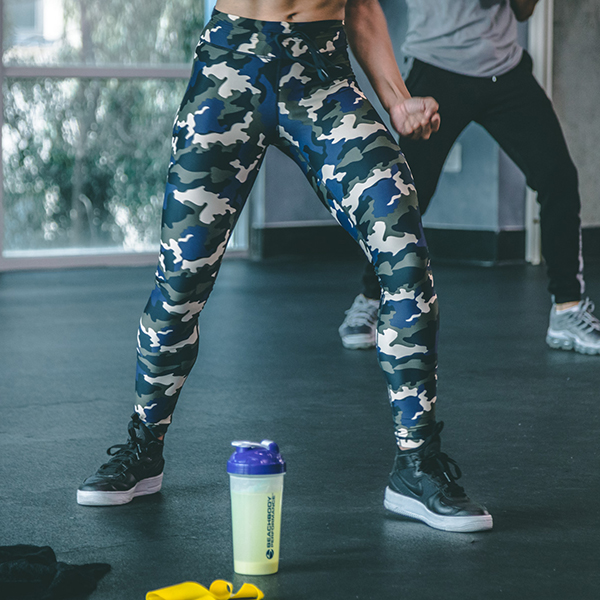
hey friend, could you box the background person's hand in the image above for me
[389,97,441,139]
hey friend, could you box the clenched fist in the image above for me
[389,97,441,139]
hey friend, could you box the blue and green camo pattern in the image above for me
[135,10,439,448]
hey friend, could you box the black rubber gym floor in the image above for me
[1,257,598,599]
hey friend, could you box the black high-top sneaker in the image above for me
[384,423,493,532]
[77,413,165,506]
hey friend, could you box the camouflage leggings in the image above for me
[135,11,439,448]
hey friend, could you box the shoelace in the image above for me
[97,418,145,476]
[418,422,466,497]
[569,298,600,333]
[343,297,378,327]
[97,442,141,476]
[421,451,466,498]
[273,31,344,83]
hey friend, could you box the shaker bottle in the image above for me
[227,440,286,575]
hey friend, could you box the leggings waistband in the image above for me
[201,9,347,59]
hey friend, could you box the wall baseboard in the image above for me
[424,228,525,265]
[252,224,600,264]
[251,224,363,260]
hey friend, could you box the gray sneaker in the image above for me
[546,298,600,355]
[338,294,379,349]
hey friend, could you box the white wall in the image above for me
[552,0,600,227]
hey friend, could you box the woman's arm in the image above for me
[509,0,540,22]
[345,0,440,139]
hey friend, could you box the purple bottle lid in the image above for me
[227,440,286,475]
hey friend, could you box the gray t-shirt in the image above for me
[401,0,524,77]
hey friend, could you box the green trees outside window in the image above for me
[2,0,206,253]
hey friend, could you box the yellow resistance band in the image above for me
[146,580,264,600]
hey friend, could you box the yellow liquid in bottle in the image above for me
[231,490,282,575]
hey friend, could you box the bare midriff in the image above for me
[214,0,346,22]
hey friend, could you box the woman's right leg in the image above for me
[135,40,274,437]
[77,24,272,505]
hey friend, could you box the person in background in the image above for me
[339,0,600,356]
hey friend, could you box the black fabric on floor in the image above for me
[0,545,110,600]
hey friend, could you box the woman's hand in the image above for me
[389,97,441,139]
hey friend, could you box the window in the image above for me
[1,0,248,269]
[6,0,43,46]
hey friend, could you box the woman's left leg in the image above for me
[275,50,492,531]
[277,70,438,450]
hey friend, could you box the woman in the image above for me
[77,0,492,533]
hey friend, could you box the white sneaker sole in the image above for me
[77,473,164,506]
[546,330,600,355]
[340,333,376,350]
[384,487,493,533]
